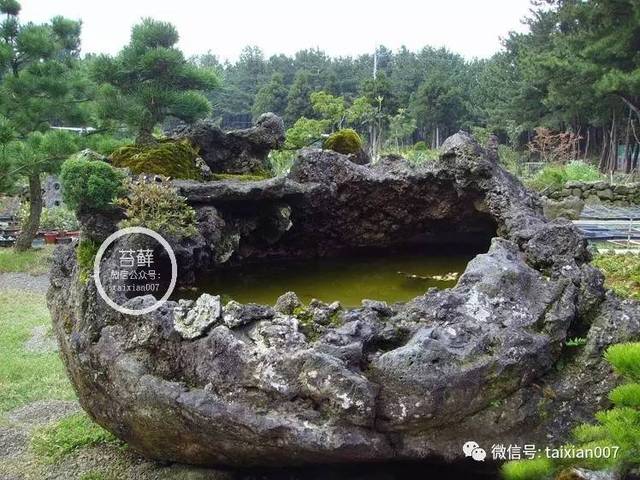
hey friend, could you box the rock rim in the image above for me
[48,132,640,468]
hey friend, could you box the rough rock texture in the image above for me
[48,132,640,469]
[171,113,285,174]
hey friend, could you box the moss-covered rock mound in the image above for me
[323,129,363,155]
[110,140,202,180]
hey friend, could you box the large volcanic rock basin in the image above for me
[48,133,640,468]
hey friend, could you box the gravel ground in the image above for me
[0,273,49,295]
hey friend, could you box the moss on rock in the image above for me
[110,140,202,180]
[323,129,363,155]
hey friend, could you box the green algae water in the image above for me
[181,252,474,307]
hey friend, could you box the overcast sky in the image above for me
[18,0,533,61]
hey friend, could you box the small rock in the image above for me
[361,299,393,316]
[223,300,274,328]
[173,294,221,339]
[274,291,302,314]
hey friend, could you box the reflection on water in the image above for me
[180,252,474,306]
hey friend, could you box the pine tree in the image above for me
[0,0,87,251]
[91,18,219,144]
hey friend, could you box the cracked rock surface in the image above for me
[48,132,640,467]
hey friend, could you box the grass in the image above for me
[501,457,553,480]
[31,412,121,462]
[592,253,640,300]
[0,245,55,275]
[0,290,74,412]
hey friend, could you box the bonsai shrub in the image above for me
[502,342,640,479]
[60,158,125,212]
[323,129,363,155]
[116,181,197,239]
[110,139,202,180]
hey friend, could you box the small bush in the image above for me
[501,457,553,480]
[31,413,120,462]
[605,343,640,381]
[323,128,363,155]
[110,139,202,180]
[565,161,601,182]
[117,181,197,239]
[60,158,125,212]
[413,141,427,151]
[609,383,640,408]
[526,161,601,192]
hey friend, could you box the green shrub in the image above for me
[605,343,640,381]
[503,342,640,477]
[565,160,601,182]
[110,139,202,180]
[31,413,120,462]
[323,128,363,155]
[592,253,640,300]
[117,181,197,239]
[60,158,125,212]
[609,383,640,408]
[501,457,553,480]
[413,141,428,151]
[526,161,601,192]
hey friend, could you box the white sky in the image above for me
[18,0,533,61]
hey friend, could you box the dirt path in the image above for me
[0,273,50,295]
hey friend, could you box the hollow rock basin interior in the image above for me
[180,249,476,306]
[48,131,640,471]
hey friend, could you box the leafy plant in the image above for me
[60,158,125,212]
[117,181,197,239]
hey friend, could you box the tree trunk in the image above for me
[14,173,43,252]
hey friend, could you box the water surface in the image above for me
[182,252,474,306]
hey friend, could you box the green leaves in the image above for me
[605,343,640,382]
[0,0,20,16]
[60,157,124,211]
[90,18,219,142]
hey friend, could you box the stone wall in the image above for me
[548,180,640,205]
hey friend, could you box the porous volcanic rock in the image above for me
[48,132,640,469]
[171,112,285,174]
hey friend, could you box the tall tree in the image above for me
[0,0,87,250]
[91,18,219,144]
[252,72,288,119]
[285,70,314,125]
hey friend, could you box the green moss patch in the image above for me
[323,129,363,155]
[110,139,202,180]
